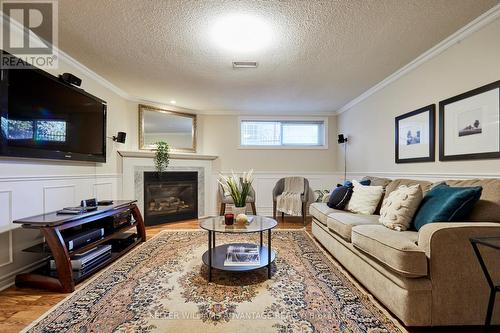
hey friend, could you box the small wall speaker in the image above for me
[59,73,82,87]
[113,132,126,143]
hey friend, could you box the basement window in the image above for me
[239,118,328,149]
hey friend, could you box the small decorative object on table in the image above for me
[224,213,234,225]
[218,169,254,215]
[235,213,248,224]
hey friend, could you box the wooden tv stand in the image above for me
[14,200,145,293]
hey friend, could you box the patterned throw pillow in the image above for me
[347,180,384,215]
[379,184,423,231]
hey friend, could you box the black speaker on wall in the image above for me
[113,132,127,144]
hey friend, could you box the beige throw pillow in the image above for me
[347,180,384,215]
[379,184,423,231]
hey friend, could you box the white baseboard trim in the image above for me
[0,257,48,291]
[346,171,500,180]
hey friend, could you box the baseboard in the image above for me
[0,257,48,291]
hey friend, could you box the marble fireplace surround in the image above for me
[119,151,218,219]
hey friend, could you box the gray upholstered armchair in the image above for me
[218,182,257,215]
[272,177,309,224]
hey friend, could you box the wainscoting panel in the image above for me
[210,172,342,217]
[0,190,13,233]
[43,185,76,213]
[0,232,13,268]
[93,182,114,201]
[346,171,500,182]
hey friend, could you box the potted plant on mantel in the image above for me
[154,141,170,178]
[218,170,254,216]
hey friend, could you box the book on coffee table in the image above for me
[224,244,260,266]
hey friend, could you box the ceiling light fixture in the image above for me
[211,14,272,53]
[170,100,176,104]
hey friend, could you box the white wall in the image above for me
[197,115,337,173]
[337,17,500,178]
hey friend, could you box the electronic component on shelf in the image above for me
[65,228,105,251]
[80,198,97,208]
[50,245,112,270]
[112,210,132,229]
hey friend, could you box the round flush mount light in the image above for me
[211,14,272,53]
[170,100,177,104]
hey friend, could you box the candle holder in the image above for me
[224,213,234,225]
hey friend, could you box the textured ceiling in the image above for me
[58,0,499,114]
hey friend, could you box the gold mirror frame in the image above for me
[139,104,197,153]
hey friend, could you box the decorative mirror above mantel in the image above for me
[139,104,197,152]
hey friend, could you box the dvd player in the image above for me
[50,244,112,270]
[65,228,105,251]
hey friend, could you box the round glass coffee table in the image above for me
[200,215,278,282]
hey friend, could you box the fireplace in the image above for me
[143,171,198,225]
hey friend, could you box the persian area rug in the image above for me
[24,230,407,333]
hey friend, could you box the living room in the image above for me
[1,1,500,332]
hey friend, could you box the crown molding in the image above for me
[335,4,500,115]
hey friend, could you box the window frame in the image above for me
[238,116,329,149]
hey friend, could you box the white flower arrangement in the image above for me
[218,169,254,208]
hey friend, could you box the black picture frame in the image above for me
[395,104,435,163]
[439,80,500,161]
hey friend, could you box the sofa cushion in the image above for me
[361,176,392,188]
[351,225,428,277]
[309,202,340,225]
[384,179,433,201]
[413,184,483,231]
[347,180,384,215]
[327,212,379,242]
[445,179,500,222]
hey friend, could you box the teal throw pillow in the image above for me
[413,184,482,231]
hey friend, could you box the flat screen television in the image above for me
[0,63,107,162]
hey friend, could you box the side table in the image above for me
[470,237,500,332]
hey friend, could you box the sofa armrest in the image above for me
[418,222,500,257]
[416,222,500,325]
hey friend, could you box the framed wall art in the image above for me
[395,104,435,163]
[439,80,500,161]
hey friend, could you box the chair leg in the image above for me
[251,202,257,215]
[219,203,226,216]
[273,201,277,220]
[302,202,306,226]
[281,212,285,222]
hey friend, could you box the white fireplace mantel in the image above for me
[118,150,218,161]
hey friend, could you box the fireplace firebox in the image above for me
[143,171,198,225]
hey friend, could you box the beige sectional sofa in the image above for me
[310,177,500,327]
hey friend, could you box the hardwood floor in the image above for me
[0,216,496,333]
